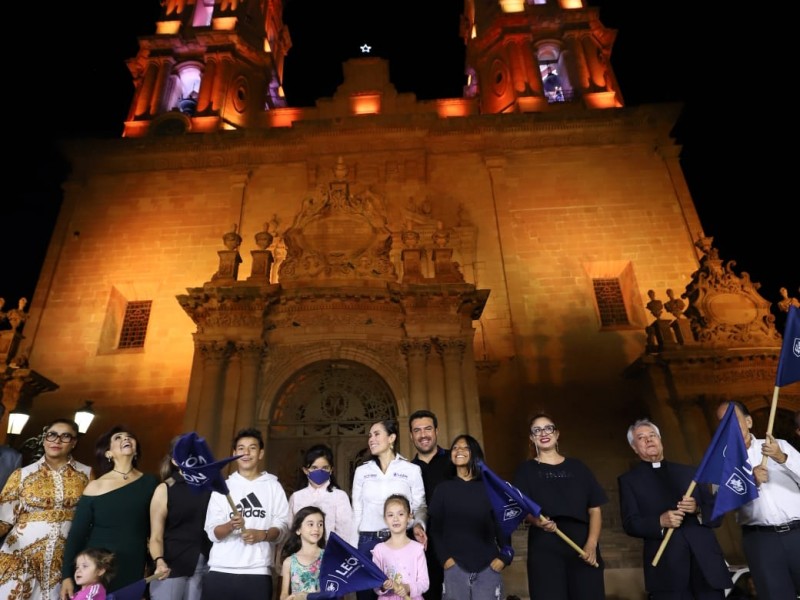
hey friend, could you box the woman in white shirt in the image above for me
[351,419,427,600]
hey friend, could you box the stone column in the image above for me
[402,340,430,415]
[196,57,216,115]
[149,57,175,117]
[134,61,160,119]
[234,341,265,434]
[460,341,484,440]
[439,338,467,438]
[194,341,231,453]
[427,340,448,443]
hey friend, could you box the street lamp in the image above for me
[74,401,95,435]
[7,408,30,435]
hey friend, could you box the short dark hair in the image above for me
[718,400,750,417]
[46,418,79,436]
[409,410,438,430]
[233,427,264,450]
[528,412,556,431]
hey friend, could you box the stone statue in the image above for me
[665,289,685,319]
[777,287,800,313]
[646,290,664,320]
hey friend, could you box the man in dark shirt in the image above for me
[409,410,455,600]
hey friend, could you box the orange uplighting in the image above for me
[156,21,181,35]
[436,99,475,118]
[212,17,237,31]
[268,108,304,127]
[350,94,381,115]
[560,0,584,8]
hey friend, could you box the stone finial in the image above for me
[7,298,28,332]
[255,222,274,250]
[222,224,242,250]
[432,221,450,248]
[333,156,349,181]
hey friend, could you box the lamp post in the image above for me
[74,401,95,435]
[6,408,30,436]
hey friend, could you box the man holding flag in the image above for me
[618,418,732,598]
[716,401,800,599]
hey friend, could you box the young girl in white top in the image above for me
[372,495,429,600]
[279,506,326,600]
[288,444,356,546]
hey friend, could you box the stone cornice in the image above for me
[60,104,682,176]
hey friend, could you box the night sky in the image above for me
[6,1,796,327]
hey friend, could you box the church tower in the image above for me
[461,0,623,113]
[123,0,291,136]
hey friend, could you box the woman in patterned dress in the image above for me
[0,418,92,600]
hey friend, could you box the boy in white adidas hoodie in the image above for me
[202,428,290,600]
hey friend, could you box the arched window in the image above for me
[166,63,203,116]
[537,43,572,103]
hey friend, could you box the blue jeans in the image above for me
[356,531,390,600]
[442,563,503,600]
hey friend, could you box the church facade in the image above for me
[3,1,798,597]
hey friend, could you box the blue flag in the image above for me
[693,403,758,521]
[107,578,146,600]
[776,305,800,387]
[172,432,240,495]
[478,460,542,540]
[306,532,388,599]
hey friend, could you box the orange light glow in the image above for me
[499,0,525,12]
[212,17,237,31]
[156,21,181,35]
[583,91,620,109]
[350,94,381,115]
[436,99,476,118]
[268,108,304,127]
[560,0,583,8]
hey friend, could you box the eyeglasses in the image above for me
[308,465,332,472]
[45,431,76,443]
[530,425,556,437]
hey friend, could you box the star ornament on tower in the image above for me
[360,43,372,54]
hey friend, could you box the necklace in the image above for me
[113,467,134,480]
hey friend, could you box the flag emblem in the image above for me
[724,470,751,496]
[503,506,523,521]
[793,337,800,358]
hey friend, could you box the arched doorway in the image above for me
[266,359,397,496]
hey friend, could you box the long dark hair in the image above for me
[281,506,326,561]
[296,444,342,493]
[94,425,141,476]
[449,434,485,480]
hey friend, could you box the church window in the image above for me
[192,0,214,27]
[118,301,152,349]
[166,63,203,115]
[537,43,572,102]
[593,278,629,327]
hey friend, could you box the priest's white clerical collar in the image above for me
[651,461,661,468]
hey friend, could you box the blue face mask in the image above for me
[307,469,331,486]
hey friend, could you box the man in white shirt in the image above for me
[716,401,800,599]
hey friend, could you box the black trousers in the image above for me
[201,571,272,600]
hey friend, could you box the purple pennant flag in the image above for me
[478,460,542,540]
[693,403,759,521]
[172,432,240,495]
[106,578,146,600]
[776,305,800,387]
[306,532,388,599]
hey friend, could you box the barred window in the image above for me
[593,278,629,327]
[118,301,152,349]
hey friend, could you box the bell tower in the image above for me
[123,0,291,137]
[461,0,623,113]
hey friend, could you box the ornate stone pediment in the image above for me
[682,237,781,347]
[278,157,397,285]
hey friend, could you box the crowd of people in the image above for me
[0,404,798,600]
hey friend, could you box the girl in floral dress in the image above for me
[279,506,326,600]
